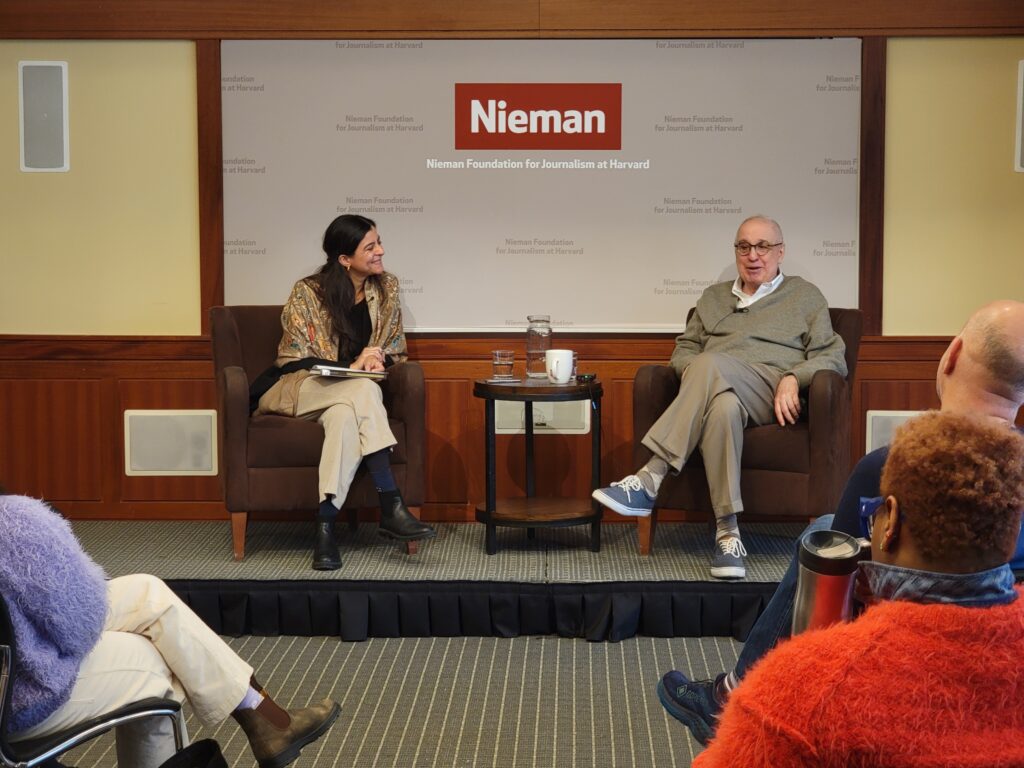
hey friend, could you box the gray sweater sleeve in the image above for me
[665,278,846,389]
[782,290,848,389]
[669,307,707,376]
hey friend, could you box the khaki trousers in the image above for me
[13,574,253,768]
[294,376,397,508]
[642,352,781,519]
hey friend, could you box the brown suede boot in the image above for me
[232,693,341,768]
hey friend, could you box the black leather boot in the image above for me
[312,520,341,570]
[378,490,436,541]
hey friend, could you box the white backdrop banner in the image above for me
[222,39,861,332]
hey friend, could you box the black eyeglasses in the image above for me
[734,241,783,257]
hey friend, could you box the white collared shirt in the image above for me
[732,271,784,309]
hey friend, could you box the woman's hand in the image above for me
[352,346,385,372]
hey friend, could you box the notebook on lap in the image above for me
[310,364,387,381]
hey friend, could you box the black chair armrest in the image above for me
[5,697,181,764]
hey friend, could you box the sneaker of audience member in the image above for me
[710,535,747,580]
[656,670,726,745]
[591,475,656,517]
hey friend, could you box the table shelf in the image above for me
[474,378,603,555]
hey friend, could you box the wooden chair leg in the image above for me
[637,508,658,556]
[347,508,359,533]
[231,511,248,561]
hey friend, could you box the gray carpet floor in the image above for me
[72,520,802,583]
[64,633,738,768]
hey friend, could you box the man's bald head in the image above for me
[961,301,1024,401]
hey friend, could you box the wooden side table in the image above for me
[473,378,603,554]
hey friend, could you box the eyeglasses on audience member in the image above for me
[858,496,886,538]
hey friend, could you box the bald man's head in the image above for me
[961,301,1024,401]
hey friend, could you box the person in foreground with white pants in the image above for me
[1,493,339,768]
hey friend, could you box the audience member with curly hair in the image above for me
[692,411,1024,767]
[878,412,1023,572]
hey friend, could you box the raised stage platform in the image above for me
[73,520,802,642]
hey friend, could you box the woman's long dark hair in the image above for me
[313,214,377,361]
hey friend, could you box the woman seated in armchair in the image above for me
[250,214,434,570]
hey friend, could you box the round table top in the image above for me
[473,377,603,402]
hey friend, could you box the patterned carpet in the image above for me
[63,633,739,768]
[72,520,803,583]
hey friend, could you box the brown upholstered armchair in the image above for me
[631,307,862,554]
[210,305,425,560]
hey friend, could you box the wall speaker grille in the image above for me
[19,60,69,172]
[864,410,922,453]
[123,410,218,476]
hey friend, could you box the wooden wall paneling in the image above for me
[0,335,979,520]
[423,376,477,504]
[849,336,948,463]
[0,0,541,38]
[0,378,106,500]
[197,39,225,333]
[605,376,637,485]
[3,0,1021,38]
[0,336,211,361]
[119,378,221,502]
[539,1,1024,35]
[859,37,886,335]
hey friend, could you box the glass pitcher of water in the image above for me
[526,314,552,378]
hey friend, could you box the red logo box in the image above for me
[455,83,622,150]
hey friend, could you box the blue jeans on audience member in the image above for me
[733,514,835,680]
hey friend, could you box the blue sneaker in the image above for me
[656,670,724,745]
[710,535,747,580]
[591,475,655,517]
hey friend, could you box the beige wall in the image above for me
[884,37,1024,335]
[2,39,1020,337]
[0,41,199,335]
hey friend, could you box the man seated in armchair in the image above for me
[593,215,847,579]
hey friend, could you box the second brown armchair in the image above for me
[630,307,862,554]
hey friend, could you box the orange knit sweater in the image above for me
[694,587,1024,768]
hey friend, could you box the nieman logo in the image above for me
[455,83,622,150]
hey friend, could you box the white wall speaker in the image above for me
[1016,60,1024,172]
[864,410,922,453]
[494,399,591,435]
[124,410,218,476]
[19,60,70,172]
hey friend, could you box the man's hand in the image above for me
[773,374,801,426]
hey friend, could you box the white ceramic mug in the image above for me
[545,349,574,384]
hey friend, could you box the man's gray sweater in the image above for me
[669,276,847,388]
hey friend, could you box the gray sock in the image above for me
[637,456,669,496]
[715,513,740,542]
